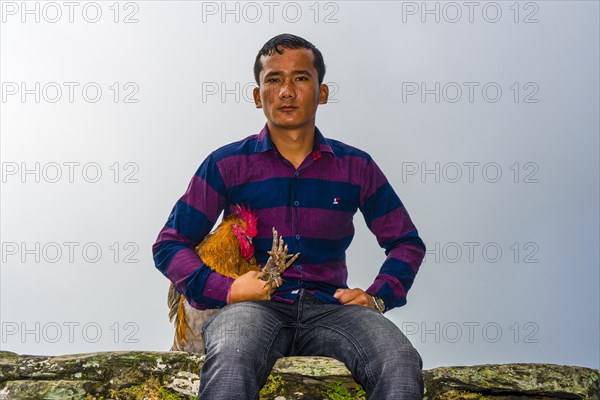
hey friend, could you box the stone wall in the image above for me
[1,350,598,399]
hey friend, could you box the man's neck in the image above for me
[267,123,316,168]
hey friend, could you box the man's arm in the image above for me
[152,153,234,309]
[355,156,426,313]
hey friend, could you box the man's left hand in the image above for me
[333,288,377,310]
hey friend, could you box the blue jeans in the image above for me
[198,289,423,399]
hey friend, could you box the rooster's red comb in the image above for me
[229,204,258,236]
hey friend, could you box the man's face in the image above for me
[253,47,328,131]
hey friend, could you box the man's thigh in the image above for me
[294,303,423,390]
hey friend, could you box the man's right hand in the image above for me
[228,270,275,304]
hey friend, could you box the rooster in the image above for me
[168,204,299,354]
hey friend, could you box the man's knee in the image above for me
[379,340,423,374]
[365,319,424,397]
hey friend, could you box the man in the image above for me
[153,33,426,399]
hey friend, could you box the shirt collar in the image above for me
[255,123,337,157]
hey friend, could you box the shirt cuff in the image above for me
[366,277,407,313]
[226,285,233,305]
[203,271,235,308]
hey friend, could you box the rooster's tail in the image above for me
[167,283,190,350]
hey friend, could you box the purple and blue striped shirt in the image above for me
[152,124,425,312]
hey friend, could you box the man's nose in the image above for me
[279,81,296,99]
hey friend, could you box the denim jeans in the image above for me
[198,289,423,399]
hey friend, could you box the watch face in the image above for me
[374,297,384,312]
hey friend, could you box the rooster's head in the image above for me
[230,204,258,261]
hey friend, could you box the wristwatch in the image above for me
[370,295,385,313]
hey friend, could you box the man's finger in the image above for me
[345,298,366,306]
[338,291,360,304]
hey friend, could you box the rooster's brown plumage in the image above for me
[168,204,298,354]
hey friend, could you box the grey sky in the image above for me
[1,1,598,370]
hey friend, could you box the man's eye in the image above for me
[267,78,279,83]
[297,76,308,81]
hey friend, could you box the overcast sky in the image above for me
[1,1,598,370]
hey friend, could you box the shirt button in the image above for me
[295,235,300,240]
[294,201,299,206]
[294,171,299,177]
[297,265,302,271]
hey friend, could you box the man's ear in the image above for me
[253,87,263,109]
[318,83,329,105]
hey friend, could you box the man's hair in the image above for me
[253,33,326,86]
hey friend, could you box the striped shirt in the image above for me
[152,124,425,312]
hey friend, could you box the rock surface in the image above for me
[0,350,598,399]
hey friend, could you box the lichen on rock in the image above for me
[1,351,598,399]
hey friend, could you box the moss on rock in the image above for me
[1,351,598,400]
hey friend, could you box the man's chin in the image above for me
[269,119,312,131]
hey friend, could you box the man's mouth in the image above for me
[279,105,298,111]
